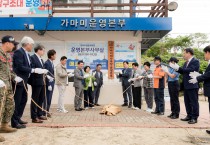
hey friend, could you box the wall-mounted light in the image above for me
[168,2,178,11]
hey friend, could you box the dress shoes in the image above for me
[167,113,173,118]
[79,108,85,110]
[170,115,179,119]
[47,113,52,118]
[188,119,197,124]
[206,130,210,134]
[19,120,28,124]
[38,116,47,120]
[12,124,26,129]
[95,104,100,106]
[75,108,83,111]
[32,118,43,123]
[121,103,128,107]
[157,112,164,115]
[128,104,132,108]
[180,116,191,121]
[151,111,159,114]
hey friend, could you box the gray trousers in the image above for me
[144,87,153,109]
[74,87,83,109]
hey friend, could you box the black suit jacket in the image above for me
[121,68,132,86]
[29,54,45,86]
[92,70,103,87]
[177,57,200,90]
[13,47,32,86]
[44,59,55,86]
[197,64,210,97]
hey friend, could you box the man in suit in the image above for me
[73,60,86,111]
[12,36,48,129]
[43,49,56,117]
[170,48,200,124]
[119,61,132,108]
[30,44,49,123]
[129,62,142,109]
[92,64,103,106]
[189,45,210,133]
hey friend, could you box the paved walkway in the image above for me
[22,97,210,129]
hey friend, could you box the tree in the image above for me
[190,33,210,50]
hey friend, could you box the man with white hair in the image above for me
[11,36,48,129]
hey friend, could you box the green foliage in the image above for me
[142,33,210,91]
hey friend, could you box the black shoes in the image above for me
[167,113,179,119]
[188,119,197,124]
[128,104,132,108]
[19,120,28,124]
[95,104,100,106]
[121,103,128,107]
[151,111,159,114]
[167,113,173,118]
[75,108,83,111]
[180,116,191,121]
[12,124,26,129]
[206,130,210,134]
[170,115,179,119]
[157,112,164,115]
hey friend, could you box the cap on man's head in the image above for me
[1,35,19,45]
[154,56,162,62]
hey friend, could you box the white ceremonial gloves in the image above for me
[68,72,74,77]
[138,76,143,79]
[162,66,169,73]
[169,62,180,71]
[0,80,6,88]
[15,76,23,83]
[46,75,54,82]
[34,68,49,74]
[147,74,153,78]
[189,77,198,84]
[48,85,52,91]
[189,71,201,78]
[84,74,89,78]
[94,82,97,86]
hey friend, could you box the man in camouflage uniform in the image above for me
[0,36,23,142]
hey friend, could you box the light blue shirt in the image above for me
[168,68,179,82]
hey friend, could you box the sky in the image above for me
[138,0,210,38]
[167,0,210,36]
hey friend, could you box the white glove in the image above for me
[47,75,54,82]
[0,80,6,88]
[48,85,52,91]
[135,73,140,78]
[162,66,169,73]
[189,71,201,78]
[84,74,89,78]
[34,68,49,74]
[68,72,74,77]
[94,82,97,86]
[128,79,132,82]
[189,77,198,84]
[15,76,23,83]
[169,62,179,71]
[138,76,143,79]
[147,74,153,78]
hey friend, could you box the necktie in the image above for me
[98,72,100,78]
[186,60,189,67]
[41,59,44,67]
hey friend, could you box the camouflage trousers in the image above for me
[0,87,15,123]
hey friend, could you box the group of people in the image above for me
[119,47,210,134]
[0,35,104,142]
[1,34,210,142]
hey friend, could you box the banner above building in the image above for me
[0,17,172,31]
[0,0,52,15]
